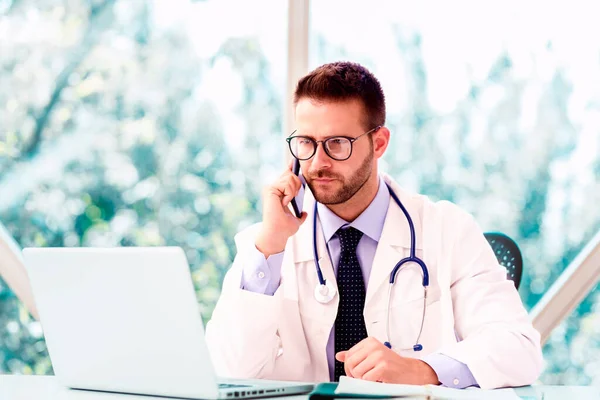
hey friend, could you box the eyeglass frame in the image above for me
[285,125,382,161]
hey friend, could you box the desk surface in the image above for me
[1,375,599,400]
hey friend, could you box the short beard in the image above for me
[307,150,373,205]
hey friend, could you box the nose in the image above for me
[309,142,332,171]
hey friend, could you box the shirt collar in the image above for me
[317,176,390,243]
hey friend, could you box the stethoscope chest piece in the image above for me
[314,279,337,303]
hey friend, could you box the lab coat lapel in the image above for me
[365,197,407,307]
[290,189,338,378]
[291,188,338,318]
[365,175,423,307]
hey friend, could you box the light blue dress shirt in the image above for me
[240,177,478,388]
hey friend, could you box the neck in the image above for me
[327,172,380,222]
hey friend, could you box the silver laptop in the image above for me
[23,247,314,399]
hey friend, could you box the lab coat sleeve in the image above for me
[205,223,285,378]
[437,204,543,389]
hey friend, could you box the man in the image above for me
[205,62,542,388]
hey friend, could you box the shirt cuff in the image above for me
[422,353,478,389]
[240,244,284,296]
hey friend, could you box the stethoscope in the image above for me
[312,183,430,352]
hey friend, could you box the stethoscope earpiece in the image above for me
[384,342,423,352]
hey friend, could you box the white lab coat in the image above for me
[205,174,543,389]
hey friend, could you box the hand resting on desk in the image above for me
[335,336,440,385]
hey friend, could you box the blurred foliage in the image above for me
[1,0,600,387]
[0,0,283,376]
[311,6,600,385]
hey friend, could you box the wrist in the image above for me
[418,360,441,385]
[255,231,286,258]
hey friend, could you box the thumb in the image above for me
[335,351,347,362]
[298,211,308,224]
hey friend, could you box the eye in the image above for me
[329,138,345,145]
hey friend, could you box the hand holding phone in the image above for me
[255,159,307,258]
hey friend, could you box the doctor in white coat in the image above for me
[205,62,543,389]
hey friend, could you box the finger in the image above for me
[277,168,293,185]
[344,338,383,378]
[335,351,347,362]
[344,345,373,378]
[350,352,383,380]
[283,171,302,191]
[297,211,308,224]
[281,189,298,208]
[278,180,299,207]
[265,188,290,209]
[264,190,295,221]
[345,346,379,379]
[343,338,370,363]
[279,170,301,195]
[290,173,303,194]
[361,364,385,382]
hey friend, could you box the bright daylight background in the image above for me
[1,0,599,385]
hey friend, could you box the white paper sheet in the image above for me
[335,376,521,399]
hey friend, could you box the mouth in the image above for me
[311,178,336,184]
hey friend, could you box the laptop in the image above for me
[23,247,314,399]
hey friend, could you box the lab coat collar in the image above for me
[292,173,424,264]
[316,176,390,244]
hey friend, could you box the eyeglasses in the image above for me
[286,126,381,161]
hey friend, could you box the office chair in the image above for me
[484,232,523,289]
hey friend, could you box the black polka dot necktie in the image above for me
[334,226,368,381]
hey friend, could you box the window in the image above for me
[0,0,286,374]
[311,0,600,385]
[3,0,599,384]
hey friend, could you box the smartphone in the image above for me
[291,159,302,218]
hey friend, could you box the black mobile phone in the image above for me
[290,159,302,218]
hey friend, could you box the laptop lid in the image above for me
[24,247,222,399]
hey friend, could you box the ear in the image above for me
[372,127,390,159]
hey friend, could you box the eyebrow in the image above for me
[293,132,351,140]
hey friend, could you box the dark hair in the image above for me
[293,61,386,129]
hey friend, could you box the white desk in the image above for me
[1,375,599,400]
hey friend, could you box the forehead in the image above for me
[294,98,366,136]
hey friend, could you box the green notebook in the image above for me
[308,383,397,400]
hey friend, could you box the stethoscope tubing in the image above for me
[311,183,429,351]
